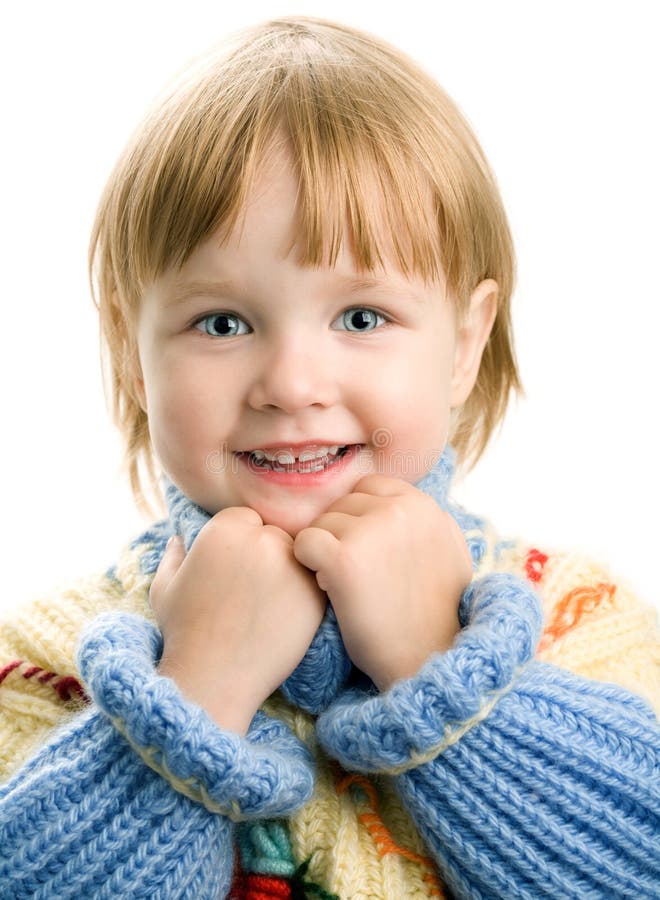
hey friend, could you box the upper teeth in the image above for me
[250,445,342,464]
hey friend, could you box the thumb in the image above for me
[150,535,186,604]
[293,526,339,592]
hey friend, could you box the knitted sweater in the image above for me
[1,447,658,899]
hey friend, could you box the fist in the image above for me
[293,475,473,690]
[151,507,327,733]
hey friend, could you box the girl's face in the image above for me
[135,155,496,536]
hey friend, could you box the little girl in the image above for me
[1,16,658,899]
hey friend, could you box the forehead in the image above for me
[213,142,445,291]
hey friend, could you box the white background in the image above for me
[0,1,658,614]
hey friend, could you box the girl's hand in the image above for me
[293,476,473,691]
[150,507,327,734]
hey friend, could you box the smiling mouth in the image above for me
[240,444,354,473]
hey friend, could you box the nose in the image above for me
[246,334,339,413]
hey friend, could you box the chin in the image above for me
[267,518,306,539]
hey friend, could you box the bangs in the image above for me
[286,100,444,284]
[107,21,469,305]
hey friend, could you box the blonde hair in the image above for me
[89,16,522,510]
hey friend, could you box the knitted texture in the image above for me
[316,572,544,774]
[0,614,315,899]
[78,612,315,819]
[0,707,235,899]
[1,445,659,899]
[0,558,155,781]
[317,573,660,898]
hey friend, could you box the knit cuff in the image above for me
[316,573,543,774]
[77,612,315,820]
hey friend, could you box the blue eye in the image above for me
[193,313,249,337]
[335,308,387,332]
[192,307,387,337]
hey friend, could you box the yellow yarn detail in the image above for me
[534,550,660,715]
[263,694,444,899]
[0,686,83,778]
[464,520,659,719]
[338,774,445,898]
[0,542,155,783]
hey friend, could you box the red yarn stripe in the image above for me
[525,548,549,583]
[54,676,88,702]
[0,659,88,703]
[22,665,42,678]
[228,871,292,898]
[0,660,22,685]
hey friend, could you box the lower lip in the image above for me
[235,444,363,488]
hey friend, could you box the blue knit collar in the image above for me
[164,444,457,552]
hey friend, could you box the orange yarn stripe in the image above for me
[538,581,616,653]
[337,773,446,898]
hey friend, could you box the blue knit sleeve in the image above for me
[0,612,315,899]
[316,573,660,899]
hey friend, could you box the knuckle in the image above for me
[382,497,411,528]
[353,473,385,493]
[254,526,294,566]
[199,506,262,545]
[213,505,263,527]
[333,537,363,575]
[261,523,293,544]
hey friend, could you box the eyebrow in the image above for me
[338,276,424,301]
[164,275,426,306]
[163,278,239,307]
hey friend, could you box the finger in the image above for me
[293,526,341,587]
[320,491,385,518]
[352,473,414,497]
[212,505,264,527]
[301,510,357,540]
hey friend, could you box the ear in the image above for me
[449,278,498,408]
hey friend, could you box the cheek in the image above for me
[368,340,451,414]
[145,362,218,453]
[363,341,451,468]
